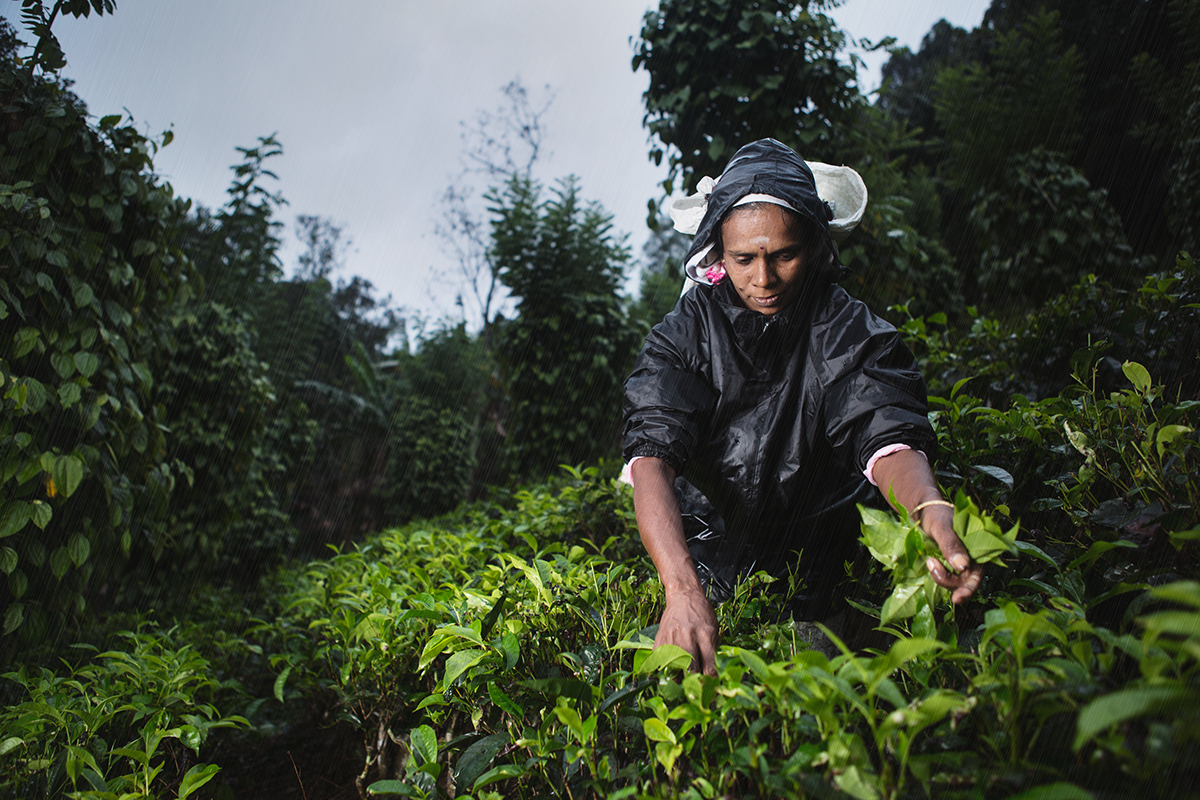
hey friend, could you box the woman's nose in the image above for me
[752,259,775,286]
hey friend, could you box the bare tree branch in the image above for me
[433,79,555,333]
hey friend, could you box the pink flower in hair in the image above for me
[705,261,727,285]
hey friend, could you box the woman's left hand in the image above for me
[872,448,983,604]
[918,505,983,604]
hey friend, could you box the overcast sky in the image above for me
[3,0,990,325]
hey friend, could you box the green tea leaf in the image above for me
[473,763,526,790]
[487,683,522,717]
[636,644,692,674]
[643,717,676,744]
[880,580,922,625]
[1074,686,1196,749]
[1122,361,1151,394]
[366,780,417,797]
[273,665,292,702]
[972,464,1014,489]
[1139,610,1200,639]
[1149,581,1200,608]
[410,725,437,766]
[441,648,487,688]
[1005,781,1092,800]
[178,763,221,800]
[453,733,507,792]
[834,765,882,800]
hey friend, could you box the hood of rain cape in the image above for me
[682,139,851,285]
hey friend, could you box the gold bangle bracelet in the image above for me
[911,499,955,518]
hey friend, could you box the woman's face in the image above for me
[719,205,810,316]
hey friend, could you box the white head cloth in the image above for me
[668,161,868,286]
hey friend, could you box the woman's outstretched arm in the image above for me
[871,448,983,603]
[631,457,719,675]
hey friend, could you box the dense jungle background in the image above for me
[1,1,1198,798]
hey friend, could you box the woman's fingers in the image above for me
[926,555,983,603]
[656,590,719,674]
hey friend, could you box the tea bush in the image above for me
[0,627,246,799]
[251,462,1194,799]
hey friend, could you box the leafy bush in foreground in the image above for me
[0,628,246,799]
[255,467,1197,800]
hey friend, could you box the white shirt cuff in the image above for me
[864,443,926,486]
[619,456,643,487]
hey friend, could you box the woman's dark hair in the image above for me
[714,202,826,263]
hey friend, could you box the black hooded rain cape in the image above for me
[622,139,934,615]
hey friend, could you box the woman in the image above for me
[622,139,980,674]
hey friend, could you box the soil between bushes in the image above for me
[200,716,363,800]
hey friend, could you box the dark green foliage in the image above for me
[968,148,1135,306]
[878,20,980,162]
[629,217,688,332]
[488,175,640,481]
[151,302,300,590]
[495,293,641,481]
[633,0,859,196]
[0,626,245,799]
[835,114,961,316]
[0,42,194,649]
[16,0,116,74]
[981,0,1188,256]
[186,136,286,312]
[1128,0,1200,251]
[384,397,478,524]
[933,8,1084,196]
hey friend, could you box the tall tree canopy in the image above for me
[633,0,859,198]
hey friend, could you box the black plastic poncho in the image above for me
[622,140,934,614]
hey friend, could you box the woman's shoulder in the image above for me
[806,285,907,379]
[810,284,899,340]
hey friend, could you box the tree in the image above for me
[968,148,1135,307]
[962,0,1185,256]
[877,19,981,168]
[15,0,115,75]
[294,214,349,281]
[633,0,861,199]
[186,135,288,311]
[933,8,1084,197]
[436,80,553,333]
[0,19,194,647]
[488,175,641,481]
[1127,0,1200,253]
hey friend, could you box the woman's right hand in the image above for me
[656,586,719,675]
[631,456,720,676]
